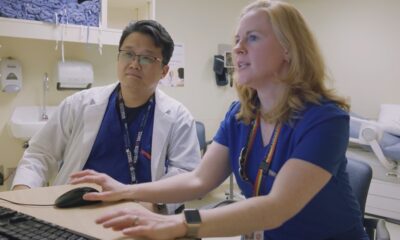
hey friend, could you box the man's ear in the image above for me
[161,64,169,79]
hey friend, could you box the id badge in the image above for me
[241,231,264,240]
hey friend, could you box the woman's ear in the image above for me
[283,49,290,62]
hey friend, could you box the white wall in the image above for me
[286,0,400,118]
[155,0,252,138]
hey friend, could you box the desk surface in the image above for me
[0,184,240,240]
[0,184,140,239]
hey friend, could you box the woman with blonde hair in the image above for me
[71,1,368,239]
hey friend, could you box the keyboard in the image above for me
[0,205,99,240]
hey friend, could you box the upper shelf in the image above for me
[0,17,121,46]
[0,0,154,46]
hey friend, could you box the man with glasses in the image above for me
[12,20,201,214]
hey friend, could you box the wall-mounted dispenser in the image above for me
[0,57,22,93]
[56,60,94,90]
[213,55,228,86]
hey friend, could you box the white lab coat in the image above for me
[12,83,201,213]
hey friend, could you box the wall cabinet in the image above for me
[0,0,154,46]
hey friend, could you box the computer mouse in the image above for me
[54,186,102,208]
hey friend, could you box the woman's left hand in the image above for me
[96,207,187,240]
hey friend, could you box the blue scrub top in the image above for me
[214,101,368,240]
[83,87,154,184]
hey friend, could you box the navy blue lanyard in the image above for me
[118,87,154,184]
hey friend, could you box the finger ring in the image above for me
[132,216,139,226]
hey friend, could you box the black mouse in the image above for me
[55,186,102,208]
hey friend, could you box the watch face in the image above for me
[184,209,201,223]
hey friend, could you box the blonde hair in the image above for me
[235,0,349,124]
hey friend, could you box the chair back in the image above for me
[346,158,373,216]
[195,121,207,154]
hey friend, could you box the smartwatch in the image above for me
[183,209,202,238]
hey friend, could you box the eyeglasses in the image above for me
[118,49,162,65]
[238,115,260,182]
[238,145,250,181]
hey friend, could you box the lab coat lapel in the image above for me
[151,89,174,180]
[80,83,118,168]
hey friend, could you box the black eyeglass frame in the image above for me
[118,49,162,65]
[238,118,258,182]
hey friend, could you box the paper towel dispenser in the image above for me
[56,60,94,90]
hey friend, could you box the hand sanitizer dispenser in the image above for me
[0,58,23,93]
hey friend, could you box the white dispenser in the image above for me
[56,60,94,90]
[0,58,22,93]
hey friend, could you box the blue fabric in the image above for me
[214,101,368,240]
[83,88,154,184]
[0,0,99,27]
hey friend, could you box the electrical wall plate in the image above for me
[224,51,234,68]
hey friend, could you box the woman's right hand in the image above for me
[96,207,186,240]
[69,169,133,202]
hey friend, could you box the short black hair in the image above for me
[119,20,174,65]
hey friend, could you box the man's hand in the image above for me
[12,185,30,191]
